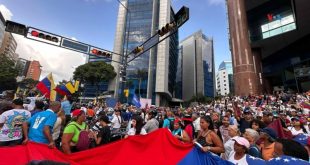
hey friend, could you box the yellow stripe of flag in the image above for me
[66,82,75,94]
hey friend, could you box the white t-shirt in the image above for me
[127,127,147,136]
[52,117,62,140]
[0,109,31,141]
[228,152,248,165]
[223,137,236,160]
[111,115,122,129]
[288,127,305,136]
[193,117,201,132]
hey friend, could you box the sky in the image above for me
[0,0,231,83]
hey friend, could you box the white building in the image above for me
[216,61,233,96]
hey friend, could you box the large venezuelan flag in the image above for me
[36,73,56,101]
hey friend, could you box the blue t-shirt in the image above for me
[28,109,57,144]
[163,117,174,128]
[61,100,72,115]
[248,144,262,159]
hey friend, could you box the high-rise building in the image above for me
[0,12,5,48]
[227,0,310,94]
[26,60,42,81]
[216,61,233,96]
[110,0,179,106]
[0,32,18,62]
[179,30,215,101]
[16,58,30,82]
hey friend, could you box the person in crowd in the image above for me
[143,110,159,133]
[61,96,72,125]
[211,112,221,134]
[250,119,266,132]
[192,113,200,138]
[125,115,146,138]
[222,125,240,160]
[172,119,190,143]
[262,111,273,126]
[259,127,277,160]
[22,101,61,148]
[225,110,238,126]
[235,108,253,133]
[111,109,122,133]
[195,115,225,154]
[0,90,14,115]
[0,98,31,146]
[163,109,175,131]
[93,115,111,146]
[228,137,250,165]
[219,116,230,144]
[243,128,262,158]
[31,100,45,116]
[182,114,194,141]
[86,105,95,121]
[61,109,88,154]
[288,117,308,136]
[274,138,309,161]
[53,109,65,149]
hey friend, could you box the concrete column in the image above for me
[227,0,261,96]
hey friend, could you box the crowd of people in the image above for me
[1,90,310,164]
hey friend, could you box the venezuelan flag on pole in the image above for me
[36,73,56,101]
[65,82,76,94]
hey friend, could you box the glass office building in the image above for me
[110,0,179,106]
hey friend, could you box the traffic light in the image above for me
[5,21,27,36]
[174,6,189,28]
[90,48,112,58]
[132,46,144,55]
[157,22,176,37]
[30,30,59,43]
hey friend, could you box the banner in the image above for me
[140,98,152,109]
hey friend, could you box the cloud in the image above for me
[13,34,87,83]
[207,0,225,6]
[0,4,13,20]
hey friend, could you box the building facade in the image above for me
[110,0,179,106]
[227,0,310,94]
[0,32,18,62]
[26,60,42,81]
[216,61,233,96]
[179,30,215,101]
[0,12,5,48]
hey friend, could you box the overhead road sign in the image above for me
[61,38,89,54]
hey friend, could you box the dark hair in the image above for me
[276,139,308,161]
[35,100,45,110]
[226,110,233,115]
[132,115,144,135]
[200,115,214,130]
[12,98,23,106]
[250,119,266,130]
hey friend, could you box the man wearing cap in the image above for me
[259,127,278,160]
[235,108,253,134]
[22,101,61,148]
[0,98,31,146]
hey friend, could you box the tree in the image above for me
[73,61,116,98]
[0,54,20,92]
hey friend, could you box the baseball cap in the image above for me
[233,136,250,149]
[72,109,84,117]
[260,128,277,139]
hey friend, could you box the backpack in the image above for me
[69,124,91,151]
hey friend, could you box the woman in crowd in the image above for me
[228,137,250,165]
[61,109,89,154]
[163,109,175,131]
[288,117,308,136]
[53,110,65,149]
[195,116,224,154]
[125,115,147,138]
[250,119,266,132]
[222,125,240,160]
[259,127,277,160]
[93,115,111,146]
[243,128,262,158]
[172,119,190,143]
[182,114,194,141]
